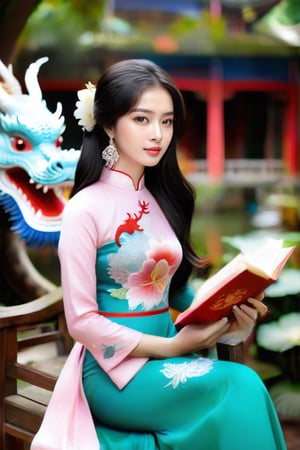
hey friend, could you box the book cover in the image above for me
[175,239,295,327]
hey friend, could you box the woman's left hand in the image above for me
[222,293,268,341]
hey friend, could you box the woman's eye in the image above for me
[134,116,148,124]
[163,118,173,126]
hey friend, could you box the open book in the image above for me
[175,239,295,327]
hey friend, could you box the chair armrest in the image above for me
[216,338,244,363]
[0,287,63,328]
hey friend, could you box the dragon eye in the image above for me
[55,136,63,148]
[11,136,32,152]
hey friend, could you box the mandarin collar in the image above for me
[100,168,145,191]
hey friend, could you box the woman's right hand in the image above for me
[131,318,230,359]
[171,318,230,356]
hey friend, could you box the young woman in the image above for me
[31,59,286,450]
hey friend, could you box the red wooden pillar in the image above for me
[282,86,298,175]
[206,63,225,181]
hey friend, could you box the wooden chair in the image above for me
[0,287,73,450]
[0,288,243,450]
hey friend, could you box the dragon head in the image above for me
[0,57,80,246]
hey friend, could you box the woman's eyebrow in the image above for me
[129,107,174,116]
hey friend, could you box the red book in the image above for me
[175,239,295,327]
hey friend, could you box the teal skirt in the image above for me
[83,352,286,450]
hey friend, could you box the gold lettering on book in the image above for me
[210,288,248,310]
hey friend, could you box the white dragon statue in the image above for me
[0,57,80,304]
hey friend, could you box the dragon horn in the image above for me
[0,59,22,95]
[24,57,49,102]
[0,59,23,113]
[0,84,13,113]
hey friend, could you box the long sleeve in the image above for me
[58,191,148,389]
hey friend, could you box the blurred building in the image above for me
[15,0,300,182]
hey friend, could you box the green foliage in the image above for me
[194,184,224,211]
[38,0,105,27]
[200,10,227,41]
[17,0,296,57]
[169,16,200,36]
[266,0,300,26]
[20,0,105,47]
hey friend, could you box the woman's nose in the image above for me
[150,122,162,141]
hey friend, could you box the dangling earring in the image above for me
[102,137,119,169]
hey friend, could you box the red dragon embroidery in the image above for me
[115,200,150,247]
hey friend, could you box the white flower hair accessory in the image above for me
[74,81,96,132]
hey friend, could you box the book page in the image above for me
[244,239,292,278]
[191,254,246,307]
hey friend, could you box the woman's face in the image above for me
[108,85,174,183]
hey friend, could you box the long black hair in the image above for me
[71,59,204,295]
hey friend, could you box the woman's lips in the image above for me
[144,147,161,156]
